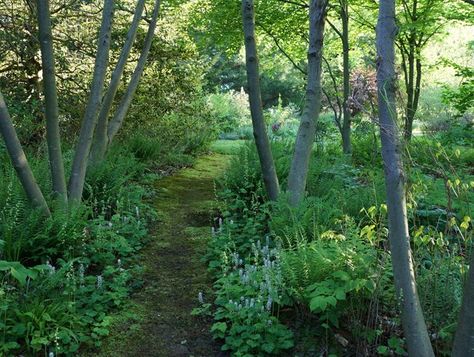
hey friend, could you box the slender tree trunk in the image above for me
[376,2,434,356]
[68,0,114,202]
[401,0,422,142]
[287,0,327,206]
[404,43,415,141]
[90,0,146,164]
[403,48,422,141]
[0,92,50,215]
[241,0,280,201]
[452,250,474,356]
[341,0,351,155]
[36,0,68,204]
[106,0,161,146]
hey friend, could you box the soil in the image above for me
[90,152,232,357]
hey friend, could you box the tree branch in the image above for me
[326,18,343,39]
[256,22,307,75]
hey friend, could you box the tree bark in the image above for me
[287,0,327,206]
[90,0,146,164]
[106,0,161,146]
[36,0,68,204]
[452,251,474,356]
[340,0,351,155]
[376,1,434,356]
[399,0,423,142]
[241,0,280,201]
[0,92,50,215]
[68,0,115,202]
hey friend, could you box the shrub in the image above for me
[207,90,251,134]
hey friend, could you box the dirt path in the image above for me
[94,151,234,356]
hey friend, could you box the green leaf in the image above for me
[309,296,328,312]
[335,288,346,301]
[211,321,227,334]
[333,270,350,281]
[377,346,389,355]
[0,261,39,286]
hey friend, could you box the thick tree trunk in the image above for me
[36,0,68,204]
[68,0,114,202]
[241,0,280,201]
[0,92,50,215]
[106,0,161,146]
[90,0,146,164]
[376,2,434,356]
[452,251,474,356]
[287,0,327,206]
[341,0,351,155]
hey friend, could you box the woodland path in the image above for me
[93,142,241,356]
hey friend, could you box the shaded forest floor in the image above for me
[89,142,242,356]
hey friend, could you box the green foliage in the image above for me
[207,123,473,355]
[207,90,251,134]
[442,62,474,117]
[0,145,157,355]
[211,245,294,355]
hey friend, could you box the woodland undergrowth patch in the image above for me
[201,137,472,356]
[0,132,213,355]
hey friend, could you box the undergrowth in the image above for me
[201,132,473,356]
[0,125,213,355]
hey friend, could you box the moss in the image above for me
[86,148,240,356]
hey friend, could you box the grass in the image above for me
[210,139,247,155]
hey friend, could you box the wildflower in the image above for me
[78,264,85,285]
[266,296,273,311]
[198,292,204,304]
[46,261,56,275]
[97,275,103,289]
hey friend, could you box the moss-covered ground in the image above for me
[90,141,242,356]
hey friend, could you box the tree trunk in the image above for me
[0,92,50,215]
[68,0,114,202]
[401,0,423,142]
[452,251,474,356]
[36,0,68,204]
[341,0,351,155]
[376,1,434,356]
[90,0,146,164]
[287,0,327,206]
[403,49,421,141]
[241,0,280,201]
[106,0,161,146]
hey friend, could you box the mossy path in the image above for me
[94,142,242,356]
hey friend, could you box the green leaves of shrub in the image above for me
[0,261,45,286]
